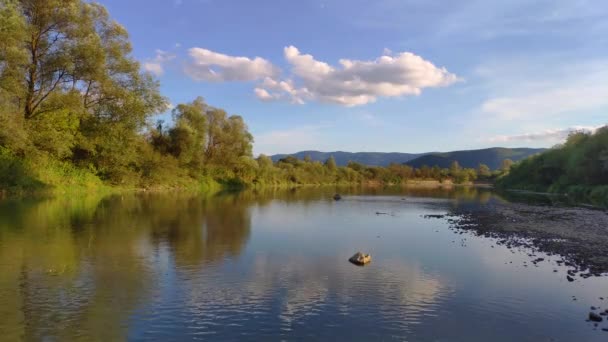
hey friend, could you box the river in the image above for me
[0,187,606,341]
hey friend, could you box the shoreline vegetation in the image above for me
[497,126,608,207]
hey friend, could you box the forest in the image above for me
[497,127,608,204]
[0,0,513,194]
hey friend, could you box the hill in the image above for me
[270,151,426,166]
[405,147,546,170]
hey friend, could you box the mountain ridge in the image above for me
[271,147,546,169]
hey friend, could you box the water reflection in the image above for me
[0,187,604,341]
[0,192,253,340]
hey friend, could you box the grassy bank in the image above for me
[0,148,223,198]
[0,153,469,199]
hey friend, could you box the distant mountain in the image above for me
[405,147,546,170]
[270,151,426,166]
[270,147,546,169]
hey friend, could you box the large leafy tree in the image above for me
[168,97,208,173]
[0,0,166,183]
[205,107,253,166]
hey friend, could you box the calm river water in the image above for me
[0,187,606,341]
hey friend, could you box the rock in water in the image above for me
[333,194,342,201]
[349,252,371,266]
[589,312,603,322]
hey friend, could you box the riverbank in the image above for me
[445,200,608,277]
[0,169,474,199]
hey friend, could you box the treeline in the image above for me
[497,127,608,204]
[249,155,511,186]
[0,0,258,192]
[0,0,512,194]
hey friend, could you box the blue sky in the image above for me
[99,0,608,155]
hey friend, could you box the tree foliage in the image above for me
[498,127,608,204]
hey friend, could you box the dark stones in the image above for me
[567,275,575,282]
[589,312,603,322]
[333,194,342,201]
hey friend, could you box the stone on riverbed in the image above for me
[333,194,342,201]
[349,252,371,266]
[589,312,603,322]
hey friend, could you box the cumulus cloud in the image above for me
[143,49,176,76]
[255,46,459,106]
[488,125,604,143]
[254,77,311,104]
[185,48,278,82]
[182,46,458,106]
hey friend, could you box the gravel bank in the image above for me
[446,201,608,277]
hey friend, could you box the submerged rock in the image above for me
[333,194,342,201]
[567,275,575,282]
[349,252,372,266]
[424,214,445,219]
[589,312,603,322]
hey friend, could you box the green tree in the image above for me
[256,154,273,169]
[477,163,491,178]
[205,107,253,166]
[501,159,514,172]
[168,97,207,173]
[324,156,337,172]
[0,0,166,185]
[347,161,364,172]
[449,161,462,177]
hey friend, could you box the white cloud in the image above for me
[488,125,604,143]
[143,62,163,76]
[185,48,278,82]
[478,59,608,120]
[143,49,176,76]
[253,88,275,102]
[256,46,459,106]
[183,46,458,106]
[254,77,310,104]
[481,85,608,120]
